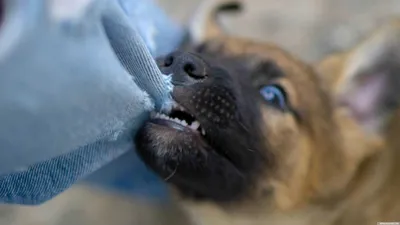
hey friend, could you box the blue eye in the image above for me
[260,85,287,109]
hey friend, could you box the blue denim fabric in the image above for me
[0,0,185,204]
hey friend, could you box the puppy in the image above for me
[135,1,400,224]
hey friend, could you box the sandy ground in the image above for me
[2,0,400,224]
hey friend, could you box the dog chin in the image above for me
[136,99,210,161]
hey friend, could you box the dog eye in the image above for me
[260,85,287,109]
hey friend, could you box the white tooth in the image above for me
[201,128,206,136]
[174,102,181,110]
[191,121,200,130]
[173,118,189,127]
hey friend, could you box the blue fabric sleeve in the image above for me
[0,0,185,204]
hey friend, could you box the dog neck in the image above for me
[336,111,400,223]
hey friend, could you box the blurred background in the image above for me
[1,0,400,224]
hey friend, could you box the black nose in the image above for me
[157,51,208,85]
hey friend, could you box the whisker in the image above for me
[238,120,249,132]
[164,165,178,181]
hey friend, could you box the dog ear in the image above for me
[336,21,400,135]
[188,0,243,44]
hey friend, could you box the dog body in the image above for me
[135,1,400,224]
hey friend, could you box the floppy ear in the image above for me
[336,21,400,135]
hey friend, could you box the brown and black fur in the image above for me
[135,1,400,224]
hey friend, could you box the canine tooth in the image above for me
[201,128,206,136]
[191,121,200,130]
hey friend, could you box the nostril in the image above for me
[184,63,195,74]
[164,55,174,67]
[159,52,208,80]
[183,62,206,79]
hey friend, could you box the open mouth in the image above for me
[150,101,206,136]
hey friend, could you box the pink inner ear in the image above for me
[341,72,387,127]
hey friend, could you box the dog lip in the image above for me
[170,87,217,136]
[146,90,244,174]
[150,99,206,135]
[149,118,195,132]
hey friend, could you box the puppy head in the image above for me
[135,37,339,207]
[135,43,268,202]
[135,1,400,213]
